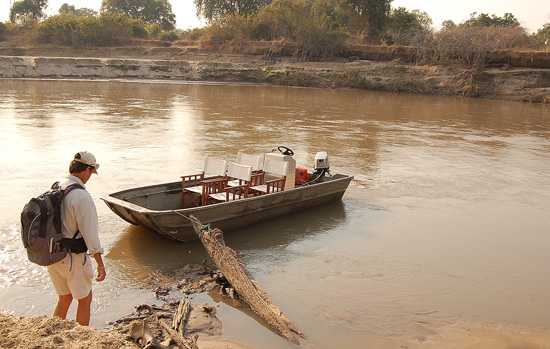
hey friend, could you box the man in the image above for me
[47,151,106,326]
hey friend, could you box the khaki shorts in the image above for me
[47,253,94,300]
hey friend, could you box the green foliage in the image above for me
[383,7,432,45]
[145,23,162,36]
[463,12,520,28]
[441,20,456,31]
[347,0,392,42]
[101,0,176,29]
[160,30,178,41]
[533,23,550,48]
[180,28,207,41]
[0,22,6,40]
[59,3,98,16]
[10,0,48,24]
[36,13,146,46]
[201,0,349,59]
[194,0,273,21]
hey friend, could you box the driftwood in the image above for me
[156,315,198,349]
[189,215,305,345]
[172,297,192,336]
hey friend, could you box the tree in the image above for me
[101,0,176,29]
[194,0,272,21]
[348,0,392,43]
[383,7,432,45]
[464,12,520,27]
[59,3,98,16]
[533,23,550,48]
[441,19,456,31]
[10,0,48,23]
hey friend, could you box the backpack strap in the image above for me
[59,183,88,254]
[63,183,85,196]
[52,183,85,236]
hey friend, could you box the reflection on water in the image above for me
[108,202,346,286]
[1,79,550,348]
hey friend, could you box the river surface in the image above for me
[1,79,550,348]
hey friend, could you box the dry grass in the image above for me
[422,26,532,66]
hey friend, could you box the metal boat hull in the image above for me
[102,174,353,242]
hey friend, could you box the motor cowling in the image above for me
[314,151,329,171]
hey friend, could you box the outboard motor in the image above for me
[308,151,331,184]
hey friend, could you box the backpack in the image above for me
[20,182,84,266]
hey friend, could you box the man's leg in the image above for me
[76,291,92,326]
[53,294,73,320]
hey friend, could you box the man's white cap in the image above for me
[74,151,100,173]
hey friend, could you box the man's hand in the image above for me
[96,266,106,282]
[92,253,106,282]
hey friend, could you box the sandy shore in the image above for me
[4,311,550,349]
[0,313,136,349]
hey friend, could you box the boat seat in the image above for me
[208,186,248,202]
[205,163,253,204]
[227,170,264,187]
[249,154,288,195]
[236,152,265,170]
[181,157,228,206]
[226,153,265,187]
[250,176,286,194]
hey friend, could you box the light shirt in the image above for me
[59,175,103,255]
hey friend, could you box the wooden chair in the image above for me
[201,178,229,205]
[250,176,286,194]
[249,154,288,195]
[228,153,265,188]
[208,162,253,203]
[181,157,227,205]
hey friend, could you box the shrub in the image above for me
[533,23,550,49]
[160,30,178,41]
[0,22,6,40]
[254,0,350,58]
[200,15,257,45]
[426,25,532,66]
[128,18,147,38]
[36,13,145,46]
[382,7,433,46]
[179,28,207,41]
[145,23,162,37]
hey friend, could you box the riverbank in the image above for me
[0,313,136,348]
[0,263,252,349]
[4,312,550,349]
[1,51,549,103]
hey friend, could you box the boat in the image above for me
[102,148,353,242]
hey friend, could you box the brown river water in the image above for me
[1,79,550,348]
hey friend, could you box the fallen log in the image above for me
[189,215,305,345]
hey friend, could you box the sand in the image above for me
[0,312,136,349]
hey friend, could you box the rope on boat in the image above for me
[172,210,211,231]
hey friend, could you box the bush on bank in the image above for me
[0,22,6,40]
[200,0,350,58]
[36,13,146,46]
[426,25,532,66]
[193,0,542,63]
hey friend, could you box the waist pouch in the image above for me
[60,238,87,254]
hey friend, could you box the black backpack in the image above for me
[21,182,85,266]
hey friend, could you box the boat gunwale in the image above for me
[101,174,354,215]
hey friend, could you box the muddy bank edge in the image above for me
[1,55,550,103]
